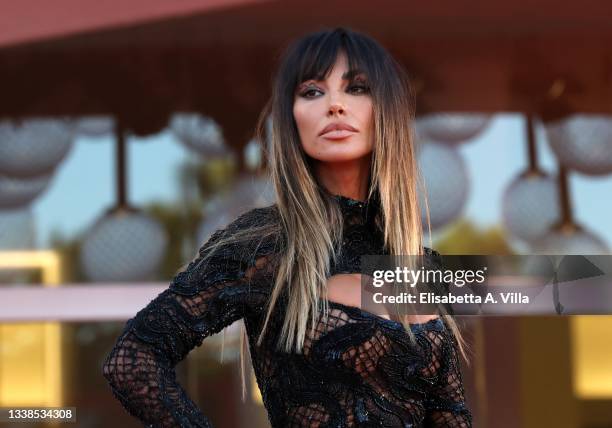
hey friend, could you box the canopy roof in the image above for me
[1,0,611,144]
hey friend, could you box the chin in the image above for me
[313,154,371,163]
[306,143,373,163]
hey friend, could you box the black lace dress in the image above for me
[102,194,472,427]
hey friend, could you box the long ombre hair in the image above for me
[209,27,470,400]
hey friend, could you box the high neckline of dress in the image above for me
[332,193,368,208]
[328,191,380,227]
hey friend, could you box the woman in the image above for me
[103,27,472,427]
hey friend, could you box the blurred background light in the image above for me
[417,141,470,230]
[0,118,73,178]
[80,210,168,282]
[416,113,492,145]
[545,114,612,176]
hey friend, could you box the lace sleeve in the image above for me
[101,208,278,427]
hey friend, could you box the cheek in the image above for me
[359,101,374,124]
[356,101,374,142]
[293,102,315,138]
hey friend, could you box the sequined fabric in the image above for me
[102,194,472,427]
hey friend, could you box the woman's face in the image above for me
[293,51,374,164]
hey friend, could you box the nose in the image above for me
[328,102,346,116]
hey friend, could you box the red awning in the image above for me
[1,0,611,142]
[0,0,267,48]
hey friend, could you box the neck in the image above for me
[313,155,372,202]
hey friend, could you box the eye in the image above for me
[348,84,370,95]
[299,87,323,98]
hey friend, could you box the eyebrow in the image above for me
[304,69,367,84]
[342,69,366,80]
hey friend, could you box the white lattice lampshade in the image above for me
[0,173,53,209]
[416,113,492,144]
[170,113,228,158]
[197,175,276,244]
[502,173,559,243]
[0,118,73,178]
[73,116,115,137]
[544,114,612,176]
[417,142,469,230]
[80,211,168,282]
[533,228,608,255]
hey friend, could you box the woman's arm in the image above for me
[101,208,277,427]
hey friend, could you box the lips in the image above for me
[319,122,358,138]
